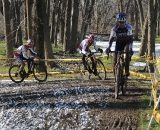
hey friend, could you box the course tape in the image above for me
[0,54,154,62]
[151,79,160,124]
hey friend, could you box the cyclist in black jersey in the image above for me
[106,12,133,77]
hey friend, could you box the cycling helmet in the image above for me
[116,12,127,22]
[88,34,95,42]
[27,39,34,45]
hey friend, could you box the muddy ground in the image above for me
[0,76,148,130]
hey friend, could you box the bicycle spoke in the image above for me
[9,65,24,83]
[96,59,106,80]
[33,64,47,82]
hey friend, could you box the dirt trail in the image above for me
[0,78,145,130]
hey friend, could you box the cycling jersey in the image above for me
[78,39,98,54]
[14,44,37,60]
[109,23,133,51]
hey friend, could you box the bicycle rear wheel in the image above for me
[9,65,24,83]
[114,64,121,99]
[96,59,106,80]
[33,63,47,82]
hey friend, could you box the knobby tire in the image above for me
[33,63,47,82]
[9,65,24,83]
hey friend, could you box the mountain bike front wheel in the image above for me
[96,59,107,80]
[33,63,47,82]
[121,75,127,95]
[114,64,121,99]
[9,65,25,83]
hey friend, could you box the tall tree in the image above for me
[138,16,148,56]
[34,0,45,65]
[15,0,23,46]
[63,0,71,52]
[2,0,13,58]
[79,0,95,43]
[59,0,66,44]
[10,0,16,47]
[70,0,79,53]
[41,0,55,66]
[134,1,139,40]
[148,0,157,56]
[54,0,61,47]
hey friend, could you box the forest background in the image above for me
[0,0,160,68]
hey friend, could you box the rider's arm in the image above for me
[21,45,29,60]
[29,48,38,55]
[108,26,117,49]
[81,40,88,54]
[126,24,133,50]
[93,41,98,52]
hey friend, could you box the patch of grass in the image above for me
[0,41,6,57]
[156,36,160,43]
[139,94,160,130]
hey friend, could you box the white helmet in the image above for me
[27,39,34,45]
[116,12,127,22]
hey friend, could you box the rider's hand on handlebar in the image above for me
[37,53,41,57]
[129,49,134,56]
[28,57,34,62]
[98,48,103,53]
[105,48,111,54]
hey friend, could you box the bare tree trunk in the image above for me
[15,1,22,46]
[148,0,157,56]
[24,0,28,40]
[26,0,32,39]
[147,0,158,72]
[50,0,56,43]
[10,0,16,47]
[119,0,123,12]
[70,0,79,53]
[54,0,61,47]
[63,0,71,52]
[34,0,45,65]
[136,0,144,31]
[59,0,66,45]
[41,0,55,67]
[125,0,131,13]
[2,0,13,58]
[79,0,95,43]
[138,16,148,56]
[134,1,139,40]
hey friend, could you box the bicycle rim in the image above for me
[96,59,106,80]
[33,64,47,82]
[86,60,93,80]
[115,65,121,99]
[9,65,24,83]
[122,75,127,95]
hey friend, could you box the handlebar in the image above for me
[106,51,129,60]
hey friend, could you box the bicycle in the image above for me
[107,51,128,99]
[81,52,106,80]
[9,56,48,83]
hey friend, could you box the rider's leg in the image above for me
[82,54,87,70]
[27,60,32,73]
[113,53,117,79]
[14,56,25,73]
[124,44,130,76]
[90,55,97,75]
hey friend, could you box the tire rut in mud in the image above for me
[0,79,144,129]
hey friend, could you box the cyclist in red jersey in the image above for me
[78,34,103,75]
[106,12,134,77]
[14,39,40,74]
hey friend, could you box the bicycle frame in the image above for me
[107,51,128,99]
[81,52,106,80]
[9,56,47,83]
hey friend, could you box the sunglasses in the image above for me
[119,21,125,24]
